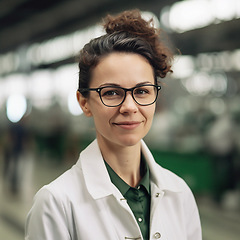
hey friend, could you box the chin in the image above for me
[97,132,144,149]
[117,135,142,147]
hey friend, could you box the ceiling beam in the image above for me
[171,18,240,55]
[0,0,161,53]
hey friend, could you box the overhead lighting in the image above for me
[163,0,240,33]
[0,11,159,76]
[0,52,20,75]
[172,55,195,79]
[6,94,27,123]
[169,0,213,33]
[173,49,240,79]
[181,71,228,96]
[29,70,54,109]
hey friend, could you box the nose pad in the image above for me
[119,92,138,113]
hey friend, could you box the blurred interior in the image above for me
[0,0,240,239]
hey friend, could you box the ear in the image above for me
[76,91,92,117]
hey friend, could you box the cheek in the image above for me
[144,107,156,131]
[144,105,156,121]
[91,107,114,127]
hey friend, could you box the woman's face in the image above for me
[78,52,156,148]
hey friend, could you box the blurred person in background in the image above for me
[25,9,202,240]
[3,115,29,196]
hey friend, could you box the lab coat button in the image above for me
[153,232,161,239]
[155,193,160,197]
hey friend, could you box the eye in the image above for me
[103,90,118,96]
[101,88,122,98]
[134,87,150,95]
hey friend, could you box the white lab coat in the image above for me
[25,139,202,240]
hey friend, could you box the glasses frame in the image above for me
[78,84,161,107]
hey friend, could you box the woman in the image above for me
[25,10,202,240]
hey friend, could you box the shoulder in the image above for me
[33,139,104,204]
[25,169,80,240]
[34,163,85,206]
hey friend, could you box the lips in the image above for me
[113,121,141,130]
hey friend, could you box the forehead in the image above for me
[90,52,155,87]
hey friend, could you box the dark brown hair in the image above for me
[78,9,173,96]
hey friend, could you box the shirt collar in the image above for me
[140,160,150,193]
[104,154,150,196]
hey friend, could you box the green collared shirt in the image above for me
[105,157,151,240]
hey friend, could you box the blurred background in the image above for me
[0,0,240,239]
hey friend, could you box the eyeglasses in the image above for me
[78,84,161,107]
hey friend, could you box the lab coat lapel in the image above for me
[78,139,143,239]
[141,139,183,193]
[78,139,116,199]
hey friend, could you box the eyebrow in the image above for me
[99,81,153,88]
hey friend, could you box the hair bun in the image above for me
[101,9,173,79]
[102,9,157,41]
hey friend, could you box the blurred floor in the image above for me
[198,197,240,240]
[0,154,240,240]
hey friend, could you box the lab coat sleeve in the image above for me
[25,186,71,240]
[185,189,202,240]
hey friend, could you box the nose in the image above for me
[119,92,138,113]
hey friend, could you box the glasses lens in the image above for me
[99,85,158,107]
[100,87,125,106]
[133,85,157,105]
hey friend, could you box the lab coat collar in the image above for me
[77,139,116,200]
[77,139,183,200]
[141,140,183,193]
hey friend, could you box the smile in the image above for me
[113,121,141,130]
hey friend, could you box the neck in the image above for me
[98,138,142,187]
